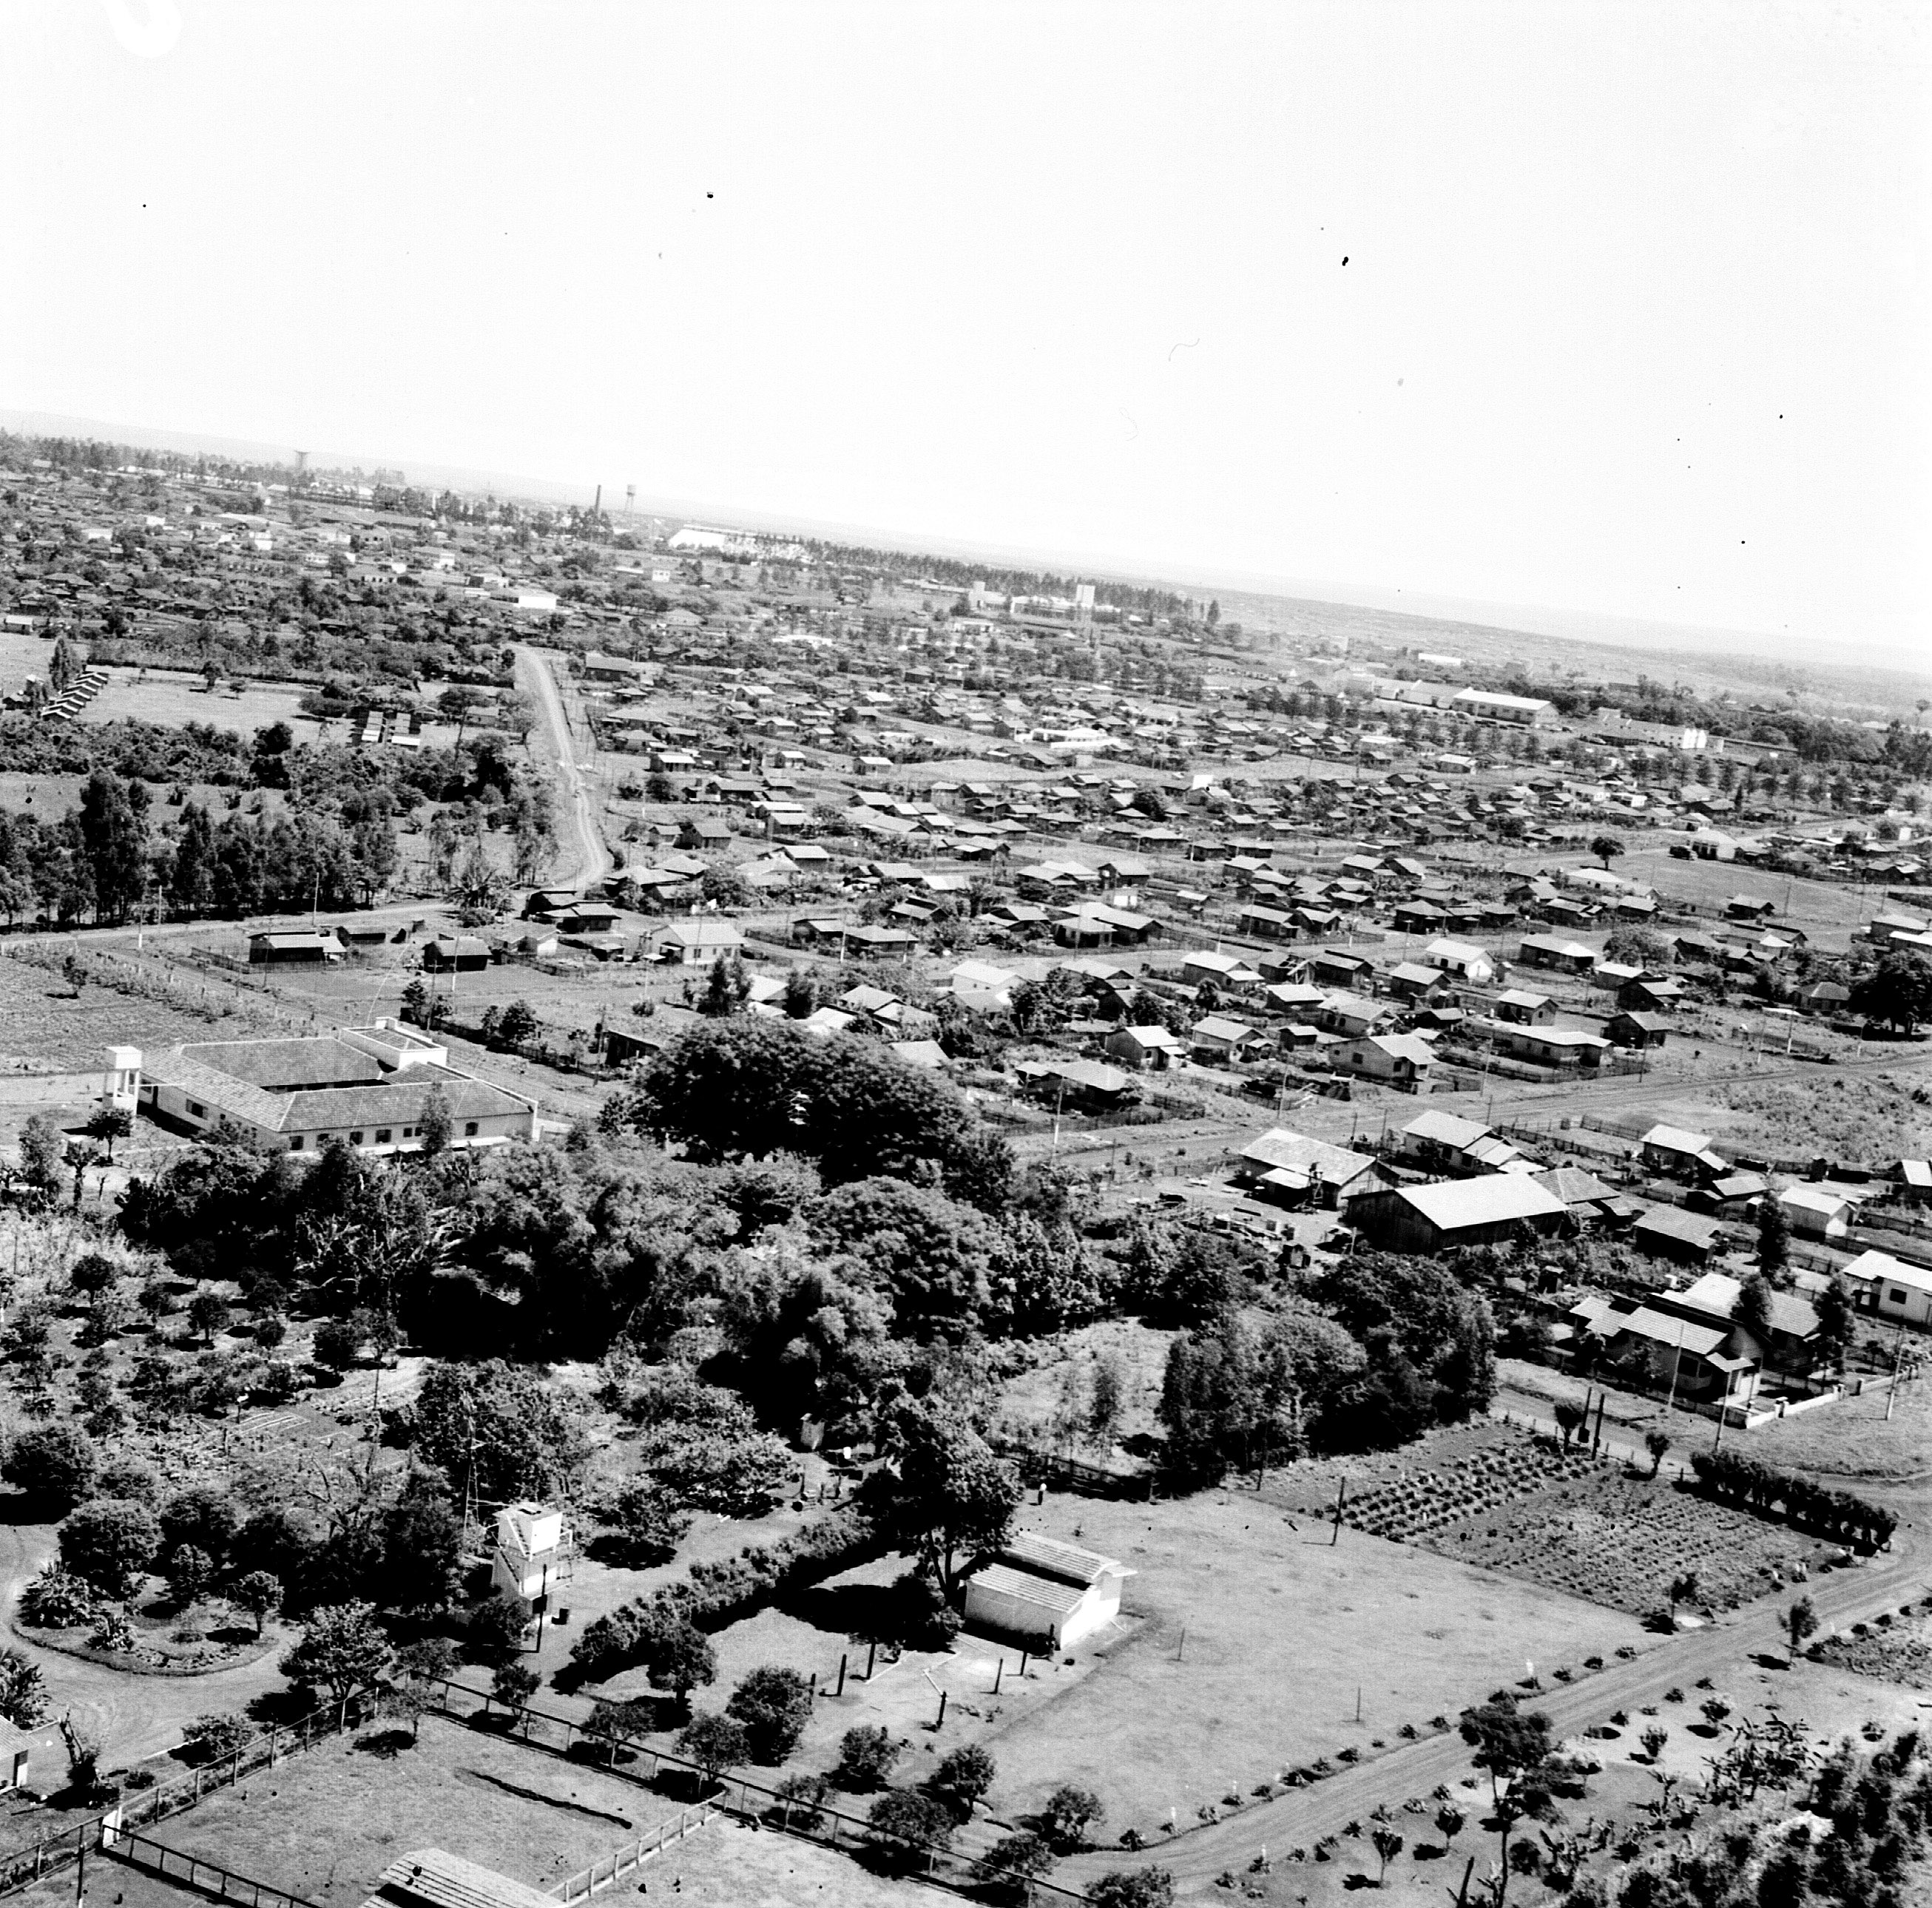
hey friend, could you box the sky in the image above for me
[1,1,1927,663]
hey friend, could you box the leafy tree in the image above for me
[417,1081,453,1157]
[1644,1430,1672,1478]
[1087,1867,1175,1908]
[380,1475,463,1612]
[1756,1197,1791,1279]
[166,1544,215,1606]
[279,1600,393,1708]
[724,1664,814,1764]
[641,1613,716,1713]
[805,1177,996,1339]
[403,1361,590,1503]
[1043,1783,1107,1851]
[4,1423,98,1510]
[467,1594,533,1665]
[231,1570,282,1637]
[0,1648,48,1728]
[67,1252,120,1306]
[186,1290,231,1347]
[161,1486,241,1565]
[860,1398,1016,1600]
[867,1789,953,1863]
[1433,1803,1465,1846]
[17,1112,67,1206]
[1735,1273,1776,1348]
[180,1713,255,1763]
[676,1711,749,1785]
[623,1020,996,1203]
[1816,1276,1854,1363]
[58,1499,161,1595]
[834,1724,899,1791]
[1786,1594,1818,1660]
[84,1104,133,1162]
[930,1742,996,1819]
[584,1696,653,1763]
[1849,951,1932,1035]
[985,1829,1056,1890]
[1458,1696,1553,1805]
[1603,924,1671,970]
[491,1660,541,1711]
[496,999,539,1049]
[1589,833,1626,869]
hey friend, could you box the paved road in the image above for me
[1053,1530,1929,1895]
[516,645,607,893]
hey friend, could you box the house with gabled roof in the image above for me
[962,1532,1135,1650]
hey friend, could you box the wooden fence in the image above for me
[101,1825,320,1908]
[0,1695,376,1901]
[428,1682,1089,1905]
[548,1804,717,1902]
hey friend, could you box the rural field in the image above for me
[958,1486,1649,1839]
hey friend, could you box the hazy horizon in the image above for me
[7,403,1926,689]
[4,4,1925,674]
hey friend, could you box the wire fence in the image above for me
[427,1681,1090,1905]
[101,1825,320,1908]
[547,1803,716,1902]
[0,1695,376,1900]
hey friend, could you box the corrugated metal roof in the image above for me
[363,1850,557,1908]
[966,1563,1087,1614]
[1000,1532,1128,1586]
[1394,1176,1566,1228]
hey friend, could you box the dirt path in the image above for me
[1053,1529,1929,1894]
[516,645,607,894]
[0,1520,291,1773]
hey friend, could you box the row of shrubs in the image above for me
[1688,1449,1897,1550]
[568,1509,880,1681]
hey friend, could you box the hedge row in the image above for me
[569,1509,879,1681]
[1689,1449,1896,1550]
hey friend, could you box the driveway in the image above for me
[0,1519,291,1773]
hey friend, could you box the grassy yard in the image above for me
[957,1486,1647,1841]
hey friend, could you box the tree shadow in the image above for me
[780,1580,902,1641]
[353,1728,415,1759]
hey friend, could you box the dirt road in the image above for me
[516,645,607,893]
[0,1520,291,1773]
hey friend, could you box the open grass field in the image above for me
[5,1743,973,1908]
[956,1486,1648,1841]
[83,667,328,742]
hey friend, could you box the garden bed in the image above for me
[1810,1603,1932,1689]
[10,1606,277,1678]
[1283,1425,1836,1615]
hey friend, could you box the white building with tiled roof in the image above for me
[115,1021,538,1157]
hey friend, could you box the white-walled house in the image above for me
[108,1023,538,1156]
[963,1532,1134,1650]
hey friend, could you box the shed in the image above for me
[1630,1204,1729,1265]
[962,1532,1134,1650]
[422,936,490,973]
[1841,1248,1932,1327]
